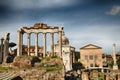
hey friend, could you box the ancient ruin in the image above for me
[0,33,10,63]
[113,44,118,70]
[17,22,75,72]
[54,32,75,71]
[17,23,63,58]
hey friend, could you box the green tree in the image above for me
[75,51,80,62]
[72,62,85,71]
[108,61,113,69]
[31,56,41,67]
[117,58,120,69]
[9,42,16,49]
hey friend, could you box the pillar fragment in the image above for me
[113,44,118,70]
[0,38,4,63]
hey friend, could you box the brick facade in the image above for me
[80,44,102,68]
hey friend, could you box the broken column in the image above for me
[0,38,4,63]
[3,33,10,63]
[113,44,118,70]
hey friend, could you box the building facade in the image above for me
[80,44,102,68]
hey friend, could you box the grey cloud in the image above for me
[106,5,120,16]
[0,0,79,10]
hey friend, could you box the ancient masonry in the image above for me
[0,33,10,63]
[17,23,63,57]
[113,44,118,70]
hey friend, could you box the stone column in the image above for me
[4,39,9,57]
[43,33,46,57]
[27,33,31,56]
[35,33,38,56]
[113,44,118,70]
[17,31,22,56]
[51,33,54,56]
[21,32,23,55]
[3,33,10,63]
[58,31,62,58]
[0,38,4,63]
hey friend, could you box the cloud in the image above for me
[106,5,120,15]
[0,0,79,10]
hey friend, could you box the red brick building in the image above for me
[22,45,43,57]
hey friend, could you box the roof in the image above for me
[0,72,18,80]
[80,44,102,49]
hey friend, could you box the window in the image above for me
[89,55,93,60]
[85,55,88,60]
[94,55,98,60]
[90,64,93,67]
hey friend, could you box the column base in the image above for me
[113,65,118,70]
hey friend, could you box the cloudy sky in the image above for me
[0,0,120,54]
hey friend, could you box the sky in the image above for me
[0,0,120,54]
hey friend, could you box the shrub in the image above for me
[31,56,41,67]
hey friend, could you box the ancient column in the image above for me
[51,33,54,56]
[21,32,23,55]
[43,33,46,57]
[0,38,4,63]
[27,33,31,56]
[3,33,10,63]
[17,30,22,56]
[59,31,62,58]
[113,44,118,70]
[4,33,10,57]
[35,33,38,56]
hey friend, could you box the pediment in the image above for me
[80,44,102,49]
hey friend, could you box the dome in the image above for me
[58,32,69,45]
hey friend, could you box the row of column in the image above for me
[17,31,62,57]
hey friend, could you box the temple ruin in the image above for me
[17,22,75,72]
[17,23,63,57]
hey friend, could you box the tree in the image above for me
[9,42,16,49]
[31,56,41,67]
[6,42,16,63]
[72,62,85,71]
[75,51,80,62]
[117,58,120,69]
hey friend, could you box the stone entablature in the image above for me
[19,23,63,34]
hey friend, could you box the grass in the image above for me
[0,66,9,71]
[44,66,62,72]
[41,57,62,72]
[40,62,62,72]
